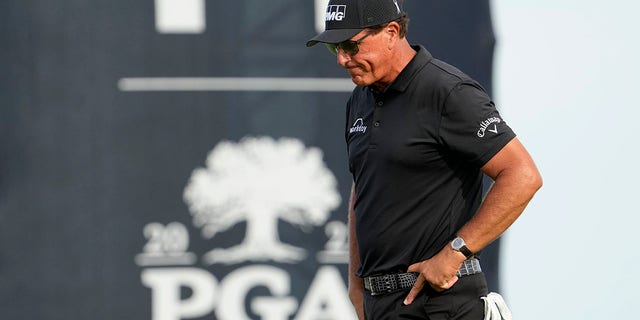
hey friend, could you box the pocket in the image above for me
[423,274,487,319]
[395,291,429,319]
[422,290,454,320]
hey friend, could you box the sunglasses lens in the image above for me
[325,41,358,56]
[326,43,339,55]
[341,41,358,55]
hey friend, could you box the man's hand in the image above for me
[403,244,466,305]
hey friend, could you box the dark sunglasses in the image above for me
[326,32,373,56]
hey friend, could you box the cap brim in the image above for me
[306,28,363,47]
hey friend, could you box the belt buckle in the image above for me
[364,276,373,292]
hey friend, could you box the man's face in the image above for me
[336,29,392,88]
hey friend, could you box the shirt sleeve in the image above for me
[438,81,516,167]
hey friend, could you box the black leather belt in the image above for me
[363,258,482,296]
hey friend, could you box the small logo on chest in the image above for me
[349,118,368,134]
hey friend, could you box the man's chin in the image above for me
[349,75,371,87]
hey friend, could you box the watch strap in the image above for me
[458,244,474,259]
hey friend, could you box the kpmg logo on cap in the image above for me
[325,5,346,21]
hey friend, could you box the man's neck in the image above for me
[372,39,416,90]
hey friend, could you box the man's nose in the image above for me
[336,49,351,67]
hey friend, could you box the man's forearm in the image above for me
[459,138,542,252]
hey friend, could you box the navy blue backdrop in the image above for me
[0,1,498,319]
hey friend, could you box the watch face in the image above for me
[452,237,465,249]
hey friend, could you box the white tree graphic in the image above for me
[183,136,341,264]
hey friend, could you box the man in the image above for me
[307,0,542,319]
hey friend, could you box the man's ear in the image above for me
[384,21,401,49]
[385,21,401,43]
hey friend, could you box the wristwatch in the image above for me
[451,236,475,259]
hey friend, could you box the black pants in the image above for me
[363,273,488,320]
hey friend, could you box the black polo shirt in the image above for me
[345,45,516,277]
